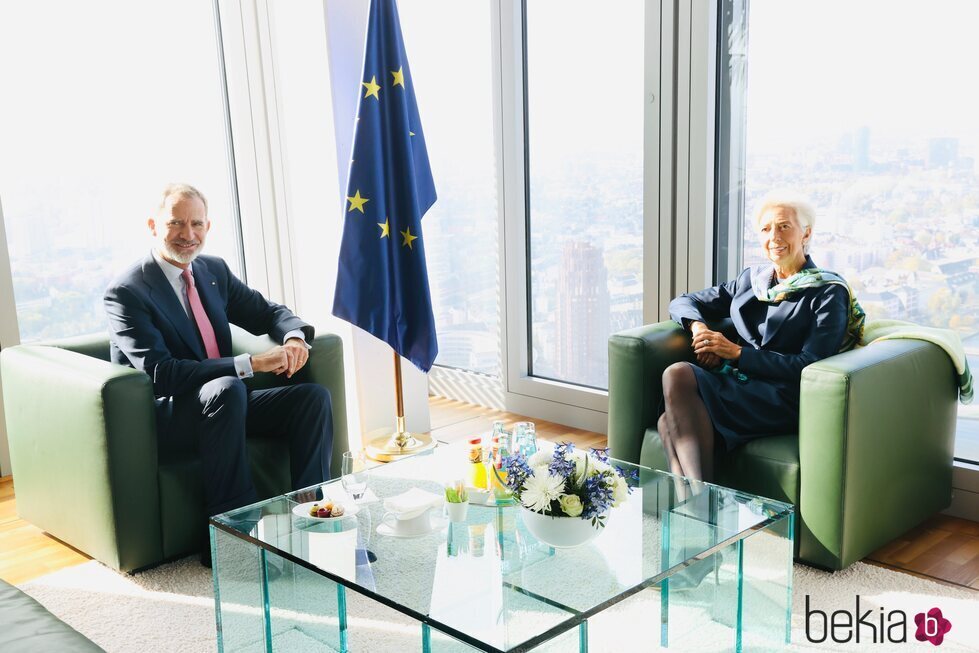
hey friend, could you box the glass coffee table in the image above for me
[210,444,793,652]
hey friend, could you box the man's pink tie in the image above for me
[181,269,221,359]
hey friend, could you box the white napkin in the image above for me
[383,488,443,517]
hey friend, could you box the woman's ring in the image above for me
[705,339,711,345]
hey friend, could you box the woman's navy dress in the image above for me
[668,257,849,450]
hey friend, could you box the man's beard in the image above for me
[162,241,201,265]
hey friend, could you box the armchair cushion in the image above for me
[642,429,801,508]
[0,579,101,652]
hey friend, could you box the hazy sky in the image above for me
[0,1,238,262]
[747,0,979,154]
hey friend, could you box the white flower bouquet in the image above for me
[503,443,636,527]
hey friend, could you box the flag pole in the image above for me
[365,350,437,462]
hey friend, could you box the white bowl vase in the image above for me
[519,506,604,548]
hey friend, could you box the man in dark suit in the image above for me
[104,183,333,564]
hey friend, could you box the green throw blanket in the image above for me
[860,319,974,404]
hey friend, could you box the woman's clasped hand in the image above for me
[689,322,741,368]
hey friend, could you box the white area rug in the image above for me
[19,558,979,652]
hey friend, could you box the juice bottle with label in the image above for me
[467,436,487,489]
[491,437,513,503]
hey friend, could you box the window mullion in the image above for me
[0,199,19,476]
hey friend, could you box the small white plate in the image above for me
[467,488,492,505]
[293,500,359,521]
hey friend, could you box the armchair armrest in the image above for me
[798,339,957,569]
[1,344,161,571]
[298,334,348,479]
[230,327,348,479]
[607,321,693,464]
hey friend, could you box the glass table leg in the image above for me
[211,526,267,651]
[785,512,795,646]
[660,506,671,649]
[738,511,794,651]
[260,548,273,653]
[422,623,432,653]
[735,539,745,653]
[337,584,348,653]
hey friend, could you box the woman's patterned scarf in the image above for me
[750,266,866,353]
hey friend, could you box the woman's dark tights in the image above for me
[658,362,716,485]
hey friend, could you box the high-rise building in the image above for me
[853,126,870,171]
[555,240,610,387]
[927,137,959,169]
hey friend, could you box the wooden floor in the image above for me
[0,475,89,585]
[2,396,978,592]
[866,514,979,590]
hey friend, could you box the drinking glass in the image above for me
[514,421,538,457]
[341,450,369,500]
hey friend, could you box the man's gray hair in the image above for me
[159,183,208,215]
[753,189,816,253]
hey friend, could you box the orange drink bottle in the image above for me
[492,437,512,501]
[467,436,487,489]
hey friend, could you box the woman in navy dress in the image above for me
[663,191,861,483]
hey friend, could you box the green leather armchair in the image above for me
[1,327,347,573]
[608,320,958,570]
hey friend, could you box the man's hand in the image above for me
[251,339,309,378]
[251,347,290,376]
[282,337,309,378]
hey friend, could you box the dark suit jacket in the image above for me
[105,253,313,399]
[669,256,849,385]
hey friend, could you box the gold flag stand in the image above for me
[365,350,437,462]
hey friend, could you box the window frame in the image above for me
[216,0,294,304]
[0,199,18,476]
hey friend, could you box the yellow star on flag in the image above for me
[391,66,405,88]
[378,218,390,238]
[400,226,418,250]
[361,75,381,100]
[346,190,369,213]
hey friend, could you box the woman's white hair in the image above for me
[753,189,816,254]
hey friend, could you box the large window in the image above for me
[400,1,501,378]
[266,0,342,328]
[718,0,979,462]
[0,0,239,343]
[524,0,645,390]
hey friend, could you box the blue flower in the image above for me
[549,442,576,478]
[614,465,640,494]
[503,453,532,493]
[590,447,610,463]
[581,474,615,520]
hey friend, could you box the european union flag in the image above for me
[332,0,438,372]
